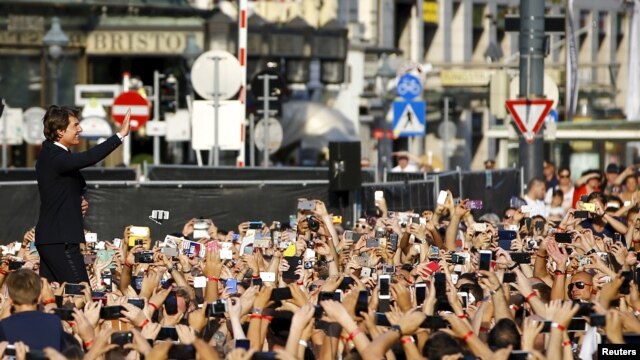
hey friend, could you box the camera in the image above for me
[134,251,154,264]
[449,253,466,265]
[206,300,227,316]
[307,216,320,232]
[304,261,314,269]
[525,238,538,250]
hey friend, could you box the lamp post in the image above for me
[376,54,395,180]
[43,17,69,105]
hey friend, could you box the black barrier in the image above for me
[0,182,328,244]
[146,165,328,181]
[360,169,521,217]
[0,168,138,181]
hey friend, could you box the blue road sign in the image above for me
[393,100,426,137]
[396,74,423,100]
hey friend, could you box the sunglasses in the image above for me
[568,281,592,290]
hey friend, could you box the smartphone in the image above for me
[590,314,606,327]
[339,277,354,291]
[554,232,572,243]
[297,200,315,211]
[100,306,124,320]
[473,223,487,232]
[434,273,447,299]
[355,290,368,315]
[510,351,531,360]
[620,271,633,295]
[252,352,278,360]
[420,315,447,329]
[360,267,372,278]
[134,251,154,264]
[164,291,178,315]
[378,275,391,299]
[64,283,85,296]
[437,190,448,205]
[382,265,395,274]
[568,317,587,332]
[248,221,263,230]
[511,252,531,264]
[503,272,517,283]
[128,298,144,309]
[9,261,24,270]
[111,332,133,346]
[270,287,293,301]
[389,233,399,251]
[205,300,227,316]
[318,291,335,303]
[581,203,596,212]
[366,239,380,248]
[467,200,483,210]
[479,250,492,271]
[459,292,468,309]
[260,272,276,282]
[225,278,238,294]
[498,230,517,240]
[235,339,250,350]
[344,230,354,241]
[573,211,591,219]
[375,312,392,327]
[374,190,384,200]
[52,308,75,321]
[157,326,179,341]
[334,290,343,302]
[168,344,196,359]
[415,283,427,305]
[283,256,301,280]
[161,247,179,258]
[498,239,511,251]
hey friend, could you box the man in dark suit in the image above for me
[35,105,130,283]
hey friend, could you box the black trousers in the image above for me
[36,243,89,284]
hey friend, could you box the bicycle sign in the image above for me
[396,74,422,101]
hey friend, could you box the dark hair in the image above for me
[532,282,552,303]
[423,331,464,359]
[587,192,606,204]
[558,167,571,176]
[488,318,521,350]
[552,189,564,198]
[43,105,80,142]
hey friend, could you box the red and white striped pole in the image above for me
[236,0,248,167]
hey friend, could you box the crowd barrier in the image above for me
[0,167,521,244]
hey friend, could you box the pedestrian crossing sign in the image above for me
[392,100,426,137]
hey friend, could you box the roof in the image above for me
[0,0,209,17]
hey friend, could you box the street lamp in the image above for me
[376,53,395,178]
[43,17,69,105]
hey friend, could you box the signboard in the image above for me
[392,100,426,137]
[75,84,122,107]
[86,31,204,55]
[505,99,553,143]
[111,91,150,131]
[191,100,242,151]
[0,108,24,145]
[423,1,439,24]
[441,69,494,87]
[191,50,242,101]
[166,110,191,142]
[79,116,113,139]
[254,118,283,154]
[146,121,167,137]
[396,74,423,100]
[22,107,46,145]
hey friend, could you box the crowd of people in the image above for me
[2,162,640,359]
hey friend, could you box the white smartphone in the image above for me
[459,292,468,309]
[360,267,372,278]
[334,290,343,302]
[479,250,492,271]
[375,190,384,200]
[193,276,207,288]
[378,275,391,299]
[413,244,421,254]
[520,205,533,213]
[415,283,427,304]
[304,249,316,259]
[473,223,487,232]
[437,190,448,205]
[507,225,519,231]
[85,233,98,243]
[94,241,105,250]
[220,249,233,259]
[260,272,276,282]
[112,238,122,248]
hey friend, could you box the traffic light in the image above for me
[160,74,178,119]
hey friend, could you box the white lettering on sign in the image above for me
[86,31,203,54]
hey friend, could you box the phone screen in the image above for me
[415,284,427,304]
[479,251,492,271]
[164,291,178,315]
[620,271,633,295]
[379,277,390,297]
[434,273,446,299]
[355,290,368,315]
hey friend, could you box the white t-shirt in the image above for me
[391,163,419,173]
[524,195,548,217]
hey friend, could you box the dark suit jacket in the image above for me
[35,135,122,245]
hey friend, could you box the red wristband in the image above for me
[124,261,132,268]
[479,326,489,333]
[148,302,158,311]
[401,336,415,345]
[462,330,474,342]
[457,314,467,319]
[346,328,362,342]
[84,339,93,349]
[535,253,546,258]
[249,314,263,320]
[0,269,8,276]
[562,340,572,347]
[525,291,537,302]
[262,315,273,323]
[207,276,219,282]
[296,281,304,285]
[552,322,566,331]
[139,319,150,329]
[252,274,260,278]
[42,298,56,306]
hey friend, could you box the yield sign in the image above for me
[505,99,553,143]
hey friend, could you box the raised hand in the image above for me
[118,108,131,138]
